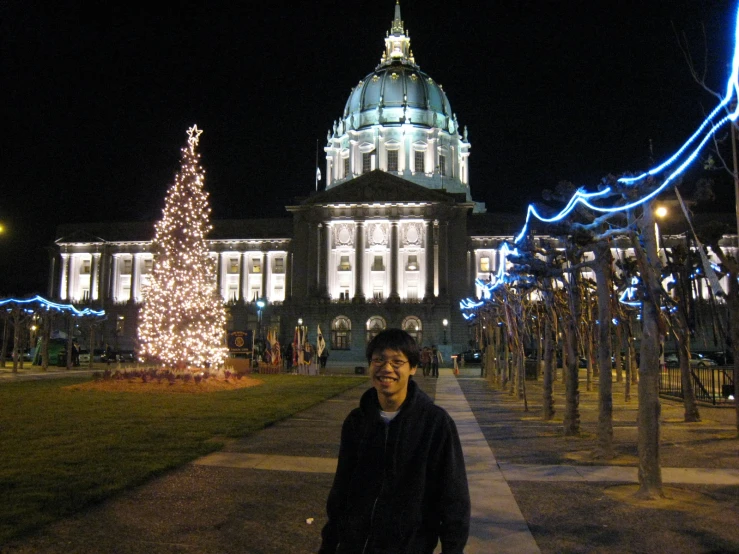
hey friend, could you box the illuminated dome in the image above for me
[324,1,483,211]
[342,61,453,131]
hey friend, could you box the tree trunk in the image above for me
[614,318,623,383]
[41,315,51,371]
[66,316,74,370]
[637,297,664,498]
[594,241,614,459]
[1,316,9,368]
[543,317,555,420]
[674,324,700,422]
[632,206,664,499]
[12,310,21,373]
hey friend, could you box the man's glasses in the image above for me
[370,357,409,369]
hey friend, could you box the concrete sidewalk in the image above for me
[4,367,739,553]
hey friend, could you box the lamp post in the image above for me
[442,318,448,345]
[298,318,303,326]
[256,299,265,340]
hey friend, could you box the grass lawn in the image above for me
[0,374,365,545]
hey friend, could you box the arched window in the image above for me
[402,316,423,346]
[331,316,352,350]
[366,316,387,343]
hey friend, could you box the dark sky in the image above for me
[0,0,734,295]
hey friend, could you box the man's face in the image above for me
[369,348,417,410]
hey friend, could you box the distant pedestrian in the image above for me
[420,346,431,376]
[431,345,442,378]
[319,348,329,369]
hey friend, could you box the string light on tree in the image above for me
[137,125,228,369]
[460,4,739,318]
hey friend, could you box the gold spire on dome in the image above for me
[380,1,416,67]
[391,0,404,34]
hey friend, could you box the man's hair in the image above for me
[366,328,420,368]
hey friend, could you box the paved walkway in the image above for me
[4,366,738,553]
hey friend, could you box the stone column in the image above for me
[439,221,449,298]
[306,222,317,296]
[424,220,434,301]
[389,220,400,302]
[353,220,365,302]
[262,251,269,300]
[318,223,330,299]
[91,253,101,301]
[285,250,293,301]
[47,254,57,299]
[240,251,248,303]
[216,252,223,301]
[111,255,120,302]
[129,253,139,303]
[60,253,70,301]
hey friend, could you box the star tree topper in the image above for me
[187,124,203,151]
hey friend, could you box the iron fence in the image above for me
[659,365,735,405]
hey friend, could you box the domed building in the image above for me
[50,2,516,364]
[324,3,482,211]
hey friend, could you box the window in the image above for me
[116,315,125,335]
[480,257,490,272]
[339,288,350,301]
[373,289,383,300]
[82,289,90,301]
[339,256,351,271]
[387,150,399,172]
[228,257,240,273]
[402,316,423,345]
[228,285,239,302]
[344,156,350,177]
[414,151,425,173]
[251,258,261,273]
[366,316,387,343]
[439,154,446,176]
[363,152,372,173]
[372,255,384,271]
[81,259,91,275]
[331,316,352,350]
[251,288,260,301]
[274,257,285,273]
[143,259,153,273]
[121,258,132,275]
[406,255,419,271]
[407,284,418,300]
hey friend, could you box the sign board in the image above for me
[227,330,253,354]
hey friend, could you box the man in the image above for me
[320,329,470,553]
[431,345,442,378]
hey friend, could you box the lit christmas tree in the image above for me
[137,125,228,369]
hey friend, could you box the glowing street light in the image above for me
[442,318,448,345]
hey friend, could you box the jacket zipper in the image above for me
[362,422,389,554]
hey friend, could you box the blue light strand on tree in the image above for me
[0,295,105,317]
[460,4,739,317]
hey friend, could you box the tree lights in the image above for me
[461,4,739,317]
[137,126,228,369]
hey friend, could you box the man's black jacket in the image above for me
[319,379,470,553]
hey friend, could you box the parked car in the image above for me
[78,349,90,364]
[664,352,718,368]
[116,350,136,363]
[460,349,482,364]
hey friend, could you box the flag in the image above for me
[317,325,326,358]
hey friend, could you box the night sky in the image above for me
[1,0,735,295]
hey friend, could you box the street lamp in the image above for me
[256,299,265,339]
[442,319,448,345]
[298,318,303,326]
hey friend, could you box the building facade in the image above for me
[48,4,738,363]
